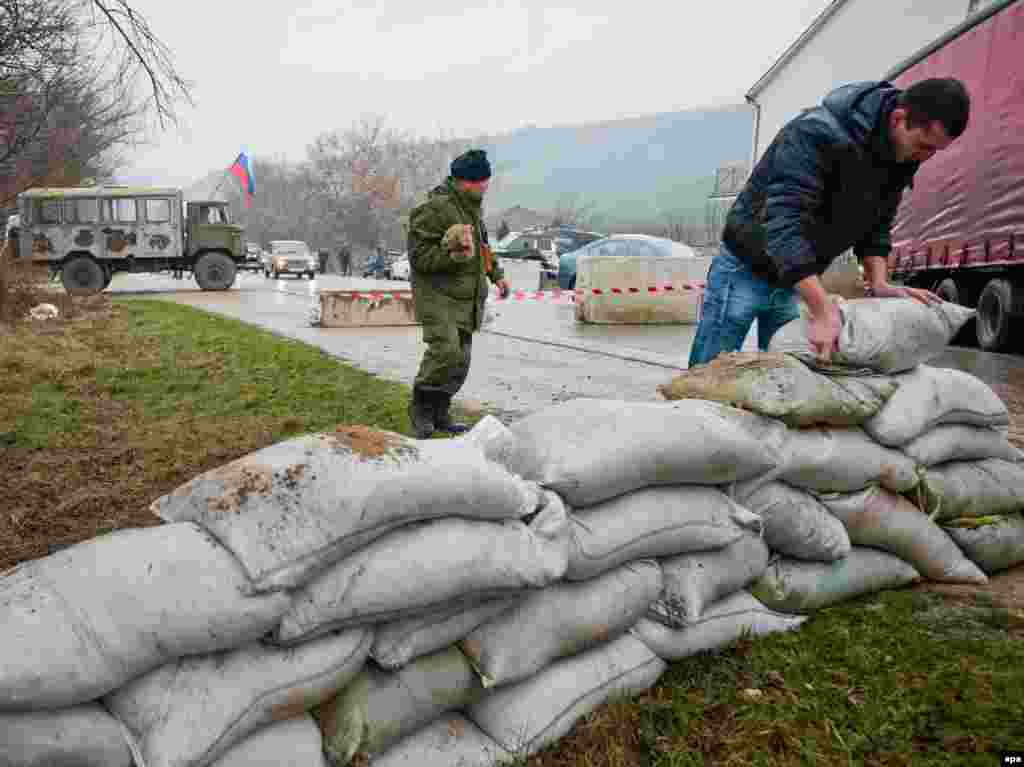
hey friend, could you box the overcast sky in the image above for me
[120,0,832,187]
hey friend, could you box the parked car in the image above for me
[389,255,410,281]
[557,234,698,289]
[265,240,316,279]
[493,231,556,262]
[239,243,264,272]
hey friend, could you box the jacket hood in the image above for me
[822,80,900,153]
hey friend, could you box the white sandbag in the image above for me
[731,480,850,561]
[776,427,919,494]
[0,523,290,710]
[467,634,666,757]
[211,716,326,767]
[945,514,1024,574]
[104,628,371,767]
[648,533,770,628]
[632,591,808,661]
[658,351,898,427]
[0,704,134,767]
[461,561,663,688]
[501,398,788,507]
[821,487,987,584]
[152,423,542,592]
[751,548,920,613]
[316,646,483,764]
[565,485,758,581]
[901,424,1022,467]
[768,298,975,373]
[864,366,1009,447]
[274,493,570,645]
[373,716,512,767]
[919,459,1024,521]
[371,598,523,671]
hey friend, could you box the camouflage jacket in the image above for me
[407,178,505,331]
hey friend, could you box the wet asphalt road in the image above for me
[108,260,1024,420]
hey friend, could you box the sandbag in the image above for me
[274,494,570,645]
[632,591,808,661]
[0,703,134,767]
[768,298,975,373]
[104,628,371,767]
[501,398,788,507]
[865,366,1009,447]
[751,548,920,613]
[565,485,758,581]
[945,514,1024,574]
[731,480,850,561]
[648,533,770,628]
[373,716,512,767]
[918,459,1024,521]
[152,422,542,592]
[467,634,666,757]
[371,598,523,671]
[316,646,483,764]
[658,351,898,427]
[778,427,919,494]
[461,561,663,688]
[821,487,987,584]
[211,716,326,767]
[0,523,290,710]
[901,424,1022,467]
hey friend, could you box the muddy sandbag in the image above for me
[944,514,1024,574]
[274,494,570,645]
[373,716,512,767]
[648,533,771,628]
[864,366,1009,447]
[371,598,523,671]
[0,703,134,767]
[901,424,1023,467]
[768,298,975,373]
[152,423,542,593]
[731,480,850,561]
[467,634,666,756]
[104,628,371,767]
[751,548,920,613]
[821,487,987,584]
[211,716,326,767]
[632,591,808,661]
[918,459,1024,521]
[461,561,663,688]
[0,523,289,710]
[316,646,483,764]
[565,485,758,581]
[778,427,919,494]
[501,398,788,507]
[658,351,898,427]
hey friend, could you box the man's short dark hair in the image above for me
[898,78,970,138]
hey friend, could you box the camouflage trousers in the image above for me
[415,322,473,395]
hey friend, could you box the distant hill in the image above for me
[480,105,752,225]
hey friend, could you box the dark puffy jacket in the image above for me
[723,81,919,287]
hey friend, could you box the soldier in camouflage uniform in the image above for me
[406,149,511,438]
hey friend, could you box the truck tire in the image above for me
[194,252,237,291]
[934,277,961,305]
[101,266,113,290]
[933,277,975,347]
[976,278,1014,351]
[61,256,105,294]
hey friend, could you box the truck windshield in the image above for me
[202,206,230,224]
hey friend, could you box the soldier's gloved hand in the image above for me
[443,224,474,261]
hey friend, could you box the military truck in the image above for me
[10,185,245,293]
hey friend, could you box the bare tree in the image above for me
[550,192,603,230]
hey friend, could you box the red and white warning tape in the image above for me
[321,282,706,303]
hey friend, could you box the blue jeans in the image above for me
[688,244,800,367]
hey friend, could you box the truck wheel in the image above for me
[933,277,975,347]
[976,278,1014,351]
[61,256,105,294]
[934,278,961,304]
[194,252,237,291]
[101,267,113,290]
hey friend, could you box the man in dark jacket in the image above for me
[406,149,511,438]
[689,78,970,367]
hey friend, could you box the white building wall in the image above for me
[751,0,970,162]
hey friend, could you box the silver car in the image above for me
[266,240,316,279]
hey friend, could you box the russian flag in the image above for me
[229,150,256,206]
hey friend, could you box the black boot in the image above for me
[408,386,435,439]
[433,391,470,434]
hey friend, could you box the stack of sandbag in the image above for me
[0,421,552,767]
